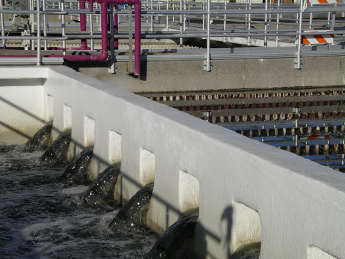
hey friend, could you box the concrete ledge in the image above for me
[1,66,345,258]
[80,56,345,92]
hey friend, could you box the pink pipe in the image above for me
[79,0,88,50]
[0,1,108,62]
[0,0,141,76]
[114,5,118,49]
[96,0,140,76]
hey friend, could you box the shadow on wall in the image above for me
[0,95,238,259]
[221,206,233,259]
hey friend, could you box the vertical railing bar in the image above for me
[61,0,66,55]
[296,0,304,70]
[309,2,313,29]
[248,0,251,44]
[166,0,169,29]
[31,0,35,50]
[128,4,133,74]
[223,0,226,32]
[206,0,210,71]
[0,0,5,47]
[36,0,41,65]
[150,0,153,31]
[43,0,47,50]
[264,0,268,47]
[202,0,205,30]
[89,1,94,51]
[179,0,182,46]
[183,0,186,32]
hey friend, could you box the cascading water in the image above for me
[144,214,199,259]
[40,131,71,167]
[1,125,260,259]
[24,123,52,152]
[82,165,121,209]
[0,126,156,258]
[109,183,154,232]
[60,147,93,185]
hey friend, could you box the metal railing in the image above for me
[1,0,345,71]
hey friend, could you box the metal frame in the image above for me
[1,0,345,69]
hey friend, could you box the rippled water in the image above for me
[0,145,156,259]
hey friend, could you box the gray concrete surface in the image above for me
[79,56,345,93]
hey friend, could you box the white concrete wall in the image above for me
[1,66,345,259]
[0,67,48,143]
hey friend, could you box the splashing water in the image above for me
[24,123,52,152]
[40,132,71,167]
[145,214,199,259]
[82,165,121,209]
[0,144,156,259]
[60,147,93,185]
[110,183,154,233]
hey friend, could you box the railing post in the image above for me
[204,0,211,72]
[36,0,41,66]
[89,0,94,51]
[179,0,183,46]
[128,4,133,74]
[248,0,251,45]
[296,0,304,69]
[0,0,5,48]
[264,0,268,47]
[43,0,47,50]
[61,0,66,55]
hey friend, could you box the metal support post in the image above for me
[179,0,183,46]
[43,0,47,50]
[61,0,66,55]
[183,0,186,32]
[166,0,169,29]
[331,3,336,30]
[0,0,5,47]
[109,4,116,74]
[202,0,205,30]
[264,0,268,47]
[128,5,133,74]
[296,0,304,69]
[89,1,94,51]
[204,0,211,72]
[36,0,41,65]
[150,0,153,31]
[248,0,252,44]
[172,0,175,23]
[31,0,35,50]
[223,0,226,32]
[309,3,313,29]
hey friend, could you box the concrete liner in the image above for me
[1,66,345,258]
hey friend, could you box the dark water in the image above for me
[0,145,156,259]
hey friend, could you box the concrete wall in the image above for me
[0,67,47,143]
[1,66,345,258]
[79,56,345,93]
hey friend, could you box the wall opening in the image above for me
[228,201,261,256]
[108,130,122,165]
[84,116,95,147]
[308,246,337,259]
[178,170,200,213]
[63,104,72,131]
[139,148,155,185]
